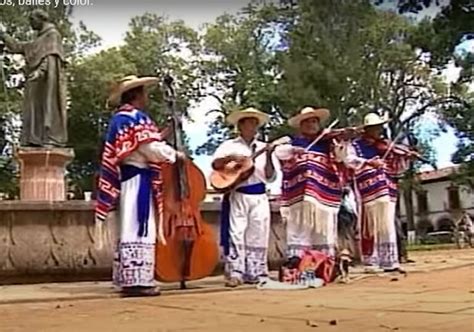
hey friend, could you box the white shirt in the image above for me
[122,141,177,168]
[115,108,177,167]
[212,136,277,187]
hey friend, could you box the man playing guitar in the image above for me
[211,107,278,287]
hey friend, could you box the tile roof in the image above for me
[417,165,460,182]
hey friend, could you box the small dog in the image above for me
[337,249,353,283]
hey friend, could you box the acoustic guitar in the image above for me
[210,136,291,193]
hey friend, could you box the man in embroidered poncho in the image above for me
[212,108,277,287]
[275,107,343,260]
[95,75,184,296]
[343,113,410,272]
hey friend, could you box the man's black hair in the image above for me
[120,86,144,105]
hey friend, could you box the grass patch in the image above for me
[407,243,458,251]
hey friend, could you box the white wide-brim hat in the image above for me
[226,107,269,128]
[108,75,159,106]
[288,107,330,128]
[363,113,391,127]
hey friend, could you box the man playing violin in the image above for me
[212,107,277,288]
[95,75,185,296]
[275,107,344,261]
[343,113,412,273]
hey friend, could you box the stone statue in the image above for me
[0,9,67,148]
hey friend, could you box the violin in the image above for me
[322,126,365,141]
[302,119,364,152]
[155,75,219,288]
[366,136,429,163]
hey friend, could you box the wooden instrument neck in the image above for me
[250,146,266,160]
[163,76,189,199]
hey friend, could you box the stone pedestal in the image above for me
[16,147,74,201]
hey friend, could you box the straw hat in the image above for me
[363,113,390,127]
[288,107,330,128]
[226,107,269,128]
[108,75,159,106]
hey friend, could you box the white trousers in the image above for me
[284,201,338,259]
[362,198,399,269]
[226,192,271,282]
[113,174,156,288]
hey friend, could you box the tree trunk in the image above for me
[403,180,415,231]
[399,165,416,263]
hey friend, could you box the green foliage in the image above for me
[122,13,200,121]
[1,8,200,195]
[66,13,199,194]
[195,4,284,155]
[66,48,137,193]
[0,0,472,195]
[0,154,18,199]
[444,91,474,188]
[280,0,376,122]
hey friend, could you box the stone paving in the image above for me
[0,248,472,305]
[0,255,473,331]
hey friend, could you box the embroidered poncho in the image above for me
[280,137,343,209]
[350,137,408,203]
[95,104,165,222]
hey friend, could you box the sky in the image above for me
[69,0,469,193]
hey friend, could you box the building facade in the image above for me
[399,166,474,233]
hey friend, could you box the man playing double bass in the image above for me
[95,75,186,297]
[212,107,277,287]
[343,113,413,273]
[275,107,344,261]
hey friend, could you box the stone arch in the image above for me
[436,217,454,231]
[416,217,434,236]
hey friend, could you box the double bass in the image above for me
[155,75,219,288]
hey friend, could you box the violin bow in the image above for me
[381,130,404,160]
[304,118,340,152]
[381,127,433,166]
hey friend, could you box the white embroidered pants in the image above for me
[362,198,399,269]
[226,191,271,282]
[284,202,338,259]
[113,173,156,288]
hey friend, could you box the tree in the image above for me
[401,0,474,186]
[444,89,474,189]
[195,4,285,155]
[280,0,460,141]
[65,14,201,194]
[66,48,137,195]
[121,13,201,121]
[279,0,381,123]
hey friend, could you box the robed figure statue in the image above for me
[0,9,67,147]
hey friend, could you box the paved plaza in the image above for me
[1,249,473,331]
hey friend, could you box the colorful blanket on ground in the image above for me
[95,104,165,222]
[279,249,337,285]
[280,136,343,208]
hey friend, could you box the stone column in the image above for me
[16,147,74,201]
